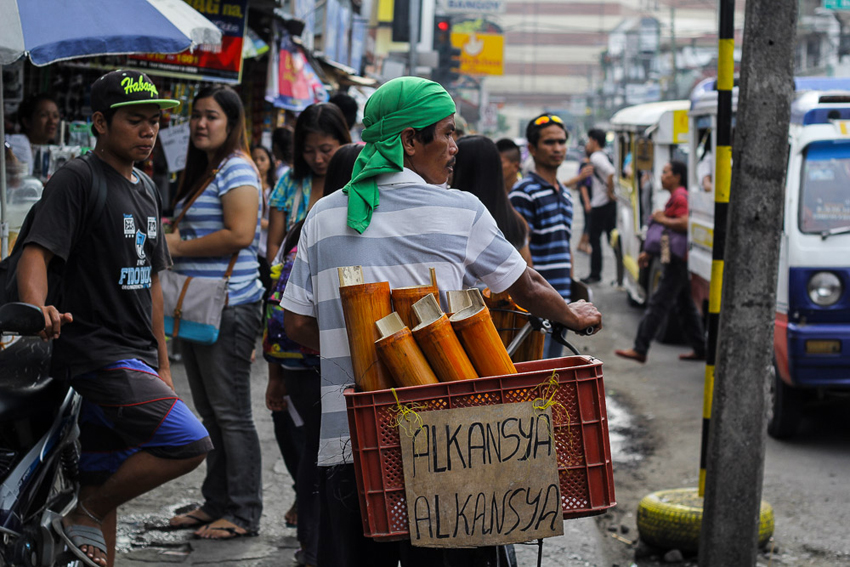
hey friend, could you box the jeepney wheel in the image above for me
[767,361,803,440]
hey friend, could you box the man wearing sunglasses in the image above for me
[509,113,580,358]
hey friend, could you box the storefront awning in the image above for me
[315,54,378,88]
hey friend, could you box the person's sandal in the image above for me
[52,502,107,567]
[169,508,213,529]
[679,351,705,361]
[194,519,258,540]
[614,349,647,363]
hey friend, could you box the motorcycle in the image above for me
[0,302,82,567]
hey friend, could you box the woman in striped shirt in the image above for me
[166,85,265,539]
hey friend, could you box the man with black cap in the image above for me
[17,70,212,567]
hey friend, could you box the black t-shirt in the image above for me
[24,156,171,378]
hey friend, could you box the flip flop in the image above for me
[168,510,213,530]
[194,525,258,540]
[51,517,106,567]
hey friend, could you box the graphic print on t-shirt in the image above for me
[135,230,147,261]
[147,217,157,239]
[124,214,136,237]
[118,225,152,291]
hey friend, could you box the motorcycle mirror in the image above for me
[0,303,45,335]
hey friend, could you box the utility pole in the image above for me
[698,0,798,565]
[669,5,677,99]
[409,0,421,75]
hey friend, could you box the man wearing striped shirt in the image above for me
[509,114,576,359]
[282,77,602,567]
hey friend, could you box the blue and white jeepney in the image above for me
[687,77,850,438]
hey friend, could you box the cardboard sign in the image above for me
[400,402,563,548]
[158,123,191,173]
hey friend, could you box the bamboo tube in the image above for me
[375,313,439,388]
[450,298,517,377]
[339,270,395,392]
[446,290,473,316]
[514,327,545,362]
[410,294,477,382]
[391,267,439,328]
[483,288,517,346]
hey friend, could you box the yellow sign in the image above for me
[450,32,504,76]
[672,110,689,144]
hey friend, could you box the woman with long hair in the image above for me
[265,143,363,567]
[452,135,533,265]
[265,103,351,263]
[251,144,276,289]
[166,85,265,539]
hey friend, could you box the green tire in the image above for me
[637,488,774,552]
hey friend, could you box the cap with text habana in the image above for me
[91,69,180,114]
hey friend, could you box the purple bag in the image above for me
[644,221,688,259]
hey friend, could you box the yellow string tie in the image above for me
[389,387,425,438]
[532,369,571,445]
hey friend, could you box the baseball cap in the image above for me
[90,69,180,114]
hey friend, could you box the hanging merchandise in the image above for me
[129,0,249,84]
[265,28,328,112]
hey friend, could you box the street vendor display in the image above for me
[279,75,603,566]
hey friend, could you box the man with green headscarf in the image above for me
[281,77,602,567]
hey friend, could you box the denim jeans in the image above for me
[182,301,263,532]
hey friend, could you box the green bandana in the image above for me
[343,77,456,233]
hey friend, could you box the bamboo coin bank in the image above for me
[375,313,439,387]
[449,289,517,377]
[390,267,439,328]
[339,266,395,392]
[410,294,478,382]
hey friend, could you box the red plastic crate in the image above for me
[343,355,616,541]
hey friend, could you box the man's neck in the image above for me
[93,145,135,181]
[533,165,559,188]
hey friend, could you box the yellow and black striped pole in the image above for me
[698,0,734,498]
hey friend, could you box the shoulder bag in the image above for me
[161,173,238,345]
[644,221,688,261]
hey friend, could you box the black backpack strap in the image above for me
[80,152,109,230]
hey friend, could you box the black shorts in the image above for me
[70,359,212,485]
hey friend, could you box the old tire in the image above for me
[637,488,774,552]
[767,362,803,440]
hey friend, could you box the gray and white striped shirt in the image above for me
[281,169,527,466]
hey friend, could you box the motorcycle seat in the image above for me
[0,337,67,422]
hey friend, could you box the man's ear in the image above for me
[92,111,108,137]
[400,127,417,157]
[527,141,538,160]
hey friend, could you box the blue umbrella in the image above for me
[0,0,221,65]
[0,0,222,255]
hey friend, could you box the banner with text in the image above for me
[129,0,247,84]
[450,32,504,76]
[400,402,563,548]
